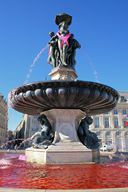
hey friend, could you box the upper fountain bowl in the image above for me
[9,80,119,115]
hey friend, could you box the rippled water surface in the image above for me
[0,152,128,189]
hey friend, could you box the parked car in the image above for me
[100,144,108,151]
[100,144,113,152]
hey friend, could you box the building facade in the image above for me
[16,91,128,152]
[91,91,128,152]
[0,93,8,145]
[15,114,41,140]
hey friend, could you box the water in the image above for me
[0,138,32,150]
[0,152,128,189]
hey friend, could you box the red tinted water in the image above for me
[0,152,128,189]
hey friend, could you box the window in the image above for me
[122,116,128,128]
[123,120,128,128]
[113,117,119,128]
[96,131,101,136]
[122,109,127,115]
[31,117,40,131]
[105,132,112,145]
[113,109,118,115]
[120,96,127,102]
[96,131,101,139]
[94,117,99,128]
[104,117,109,128]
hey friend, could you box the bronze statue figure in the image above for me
[77,116,100,149]
[48,32,59,68]
[31,114,54,149]
[48,13,81,69]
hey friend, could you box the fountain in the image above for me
[9,13,119,164]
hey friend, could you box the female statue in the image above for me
[47,13,81,69]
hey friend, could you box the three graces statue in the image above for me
[47,13,81,69]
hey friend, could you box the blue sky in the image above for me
[0,0,128,130]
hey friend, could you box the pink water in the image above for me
[0,152,128,189]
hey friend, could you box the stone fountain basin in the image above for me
[9,80,119,115]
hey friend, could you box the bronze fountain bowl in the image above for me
[9,80,119,115]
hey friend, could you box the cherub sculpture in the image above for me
[31,114,54,149]
[48,13,81,69]
[77,116,100,149]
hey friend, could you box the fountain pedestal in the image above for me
[49,66,78,80]
[25,109,100,164]
[26,142,99,164]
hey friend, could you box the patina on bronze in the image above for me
[9,13,119,151]
[77,116,100,149]
[9,80,118,116]
[31,114,54,149]
[48,13,81,69]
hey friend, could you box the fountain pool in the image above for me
[0,152,128,190]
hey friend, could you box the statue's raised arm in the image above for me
[48,13,81,69]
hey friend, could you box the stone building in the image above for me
[14,116,25,145]
[16,91,128,152]
[91,91,128,152]
[15,114,41,142]
[0,93,8,145]
[23,114,41,139]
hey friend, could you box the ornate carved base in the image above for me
[48,66,78,80]
[25,109,100,164]
[44,109,85,143]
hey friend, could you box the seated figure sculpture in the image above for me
[77,116,100,149]
[48,13,81,69]
[31,114,54,149]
